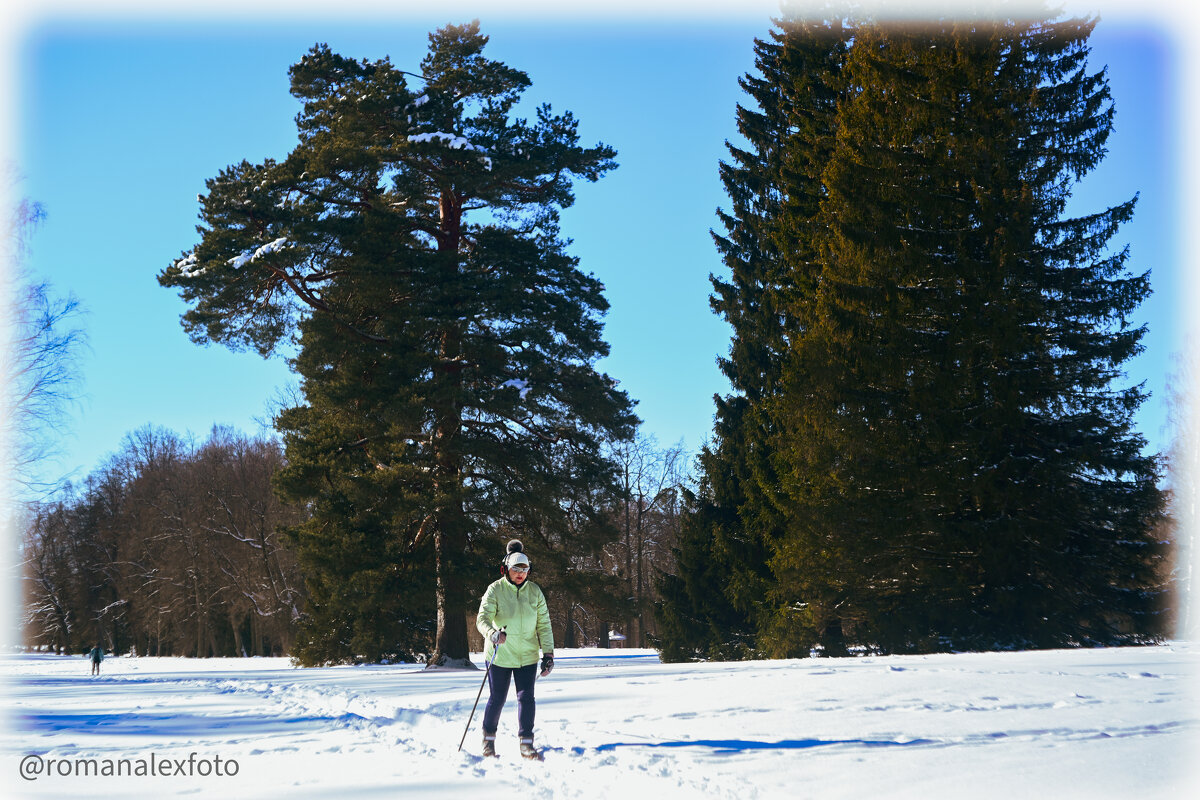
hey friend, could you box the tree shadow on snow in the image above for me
[579,738,938,755]
[19,710,363,738]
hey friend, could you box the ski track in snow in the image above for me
[3,646,1199,798]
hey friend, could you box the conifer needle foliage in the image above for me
[657,8,1166,660]
[161,22,637,666]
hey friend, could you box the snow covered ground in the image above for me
[2,644,1198,799]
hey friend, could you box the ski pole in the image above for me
[458,627,503,752]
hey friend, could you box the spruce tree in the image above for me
[655,16,850,660]
[766,13,1165,653]
[664,7,1165,659]
[159,22,636,666]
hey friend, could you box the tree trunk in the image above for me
[55,605,72,654]
[430,525,472,667]
[231,612,247,657]
[194,578,205,657]
[623,467,634,646]
[426,364,472,667]
[822,618,849,658]
[426,188,474,670]
[427,360,471,667]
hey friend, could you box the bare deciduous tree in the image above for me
[604,435,690,647]
[21,426,305,657]
[4,197,87,497]
[1165,348,1199,638]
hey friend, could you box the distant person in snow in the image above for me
[89,643,104,676]
[476,539,554,759]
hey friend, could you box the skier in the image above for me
[475,539,554,759]
[89,643,104,676]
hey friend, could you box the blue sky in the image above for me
[13,7,1185,488]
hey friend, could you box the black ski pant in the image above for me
[482,662,537,738]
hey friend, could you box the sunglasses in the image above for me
[509,565,530,573]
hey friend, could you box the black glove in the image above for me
[539,653,554,677]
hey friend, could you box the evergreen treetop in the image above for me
[161,22,636,666]
[658,9,1165,660]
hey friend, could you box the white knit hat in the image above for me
[504,539,531,568]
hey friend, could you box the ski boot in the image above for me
[519,736,541,760]
[482,733,497,757]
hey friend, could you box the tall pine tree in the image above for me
[160,22,636,666]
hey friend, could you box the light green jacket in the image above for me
[476,577,554,669]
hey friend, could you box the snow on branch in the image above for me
[228,237,291,269]
[175,252,204,278]
[501,378,532,399]
[407,132,493,170]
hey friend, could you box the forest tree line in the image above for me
[22,426,303,657]
[20,424,688,659]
